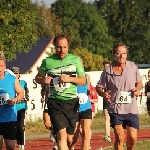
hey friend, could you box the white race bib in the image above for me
[147,92,150,98]
[77,93,88,104]
[0,93,9,105]
[53,77,70,92]
[116,91,131,104]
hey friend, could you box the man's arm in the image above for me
[96,70,106,97]
[15,78,24,101]
[87,74,91,91]
[8,78,24,106]
[133,65,143,96]
[74,57,86,85]
[59,58,86,85]
[96,87,104,97]
[35,58,47,85]
[59,75,86,85]
[95,70,111,102]
[35,72,46,84]
[135,80,142,90]
[132,80,143,97]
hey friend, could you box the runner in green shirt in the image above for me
[35,34,86,150]
[39,53,85,101]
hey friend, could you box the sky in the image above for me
[33,0,94,6]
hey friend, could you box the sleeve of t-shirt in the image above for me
[5,69,16,77]
[76,58,85,77]
[96,69,107,89]
[39,59,47,74]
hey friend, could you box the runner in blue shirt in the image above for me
[0,52,24,150]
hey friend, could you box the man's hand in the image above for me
[103,90,111,102]
[132,87,140,97]
[7,98,17,106]
[41,97,45,103]
[24,96,29,101]
[59,75,70,83]
[45,76,52,84]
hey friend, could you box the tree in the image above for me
[95,0,150,63]
[71,48,105,71]
[32,1,62,38]
[51,0,113,60]
[0,0,37,61]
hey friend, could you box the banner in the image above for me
[19,69,149,120]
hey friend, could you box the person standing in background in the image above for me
[87,82,98,147]
[102,61,111,143]
[40,82,58,150]
[145,70,150,116]
[11,67,29,150]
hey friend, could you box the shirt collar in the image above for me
[106,61,130,74]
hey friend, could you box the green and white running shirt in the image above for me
[39,53,85,101]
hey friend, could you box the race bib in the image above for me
[0,93,9,105]
[147,92,150,98]
[78,93,88,104]
[116,91,131,104]
[53,77,70,92]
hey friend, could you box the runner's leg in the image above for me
[16,109,25,149]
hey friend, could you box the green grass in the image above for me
[104,141,150,150]
[25,111,150,135]
[25,118,49,135]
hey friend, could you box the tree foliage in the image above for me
[0,0,37,61]
[71,48,105,71]
[51,0,113,60]
[94,0,150,63]
[32,1,62,38]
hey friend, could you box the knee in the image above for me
[129,135,137,143]
[114,125,125,143]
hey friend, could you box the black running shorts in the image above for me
[47,98,79,135]
[0,121,17,140]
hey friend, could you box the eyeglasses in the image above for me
[14,73,19,74]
